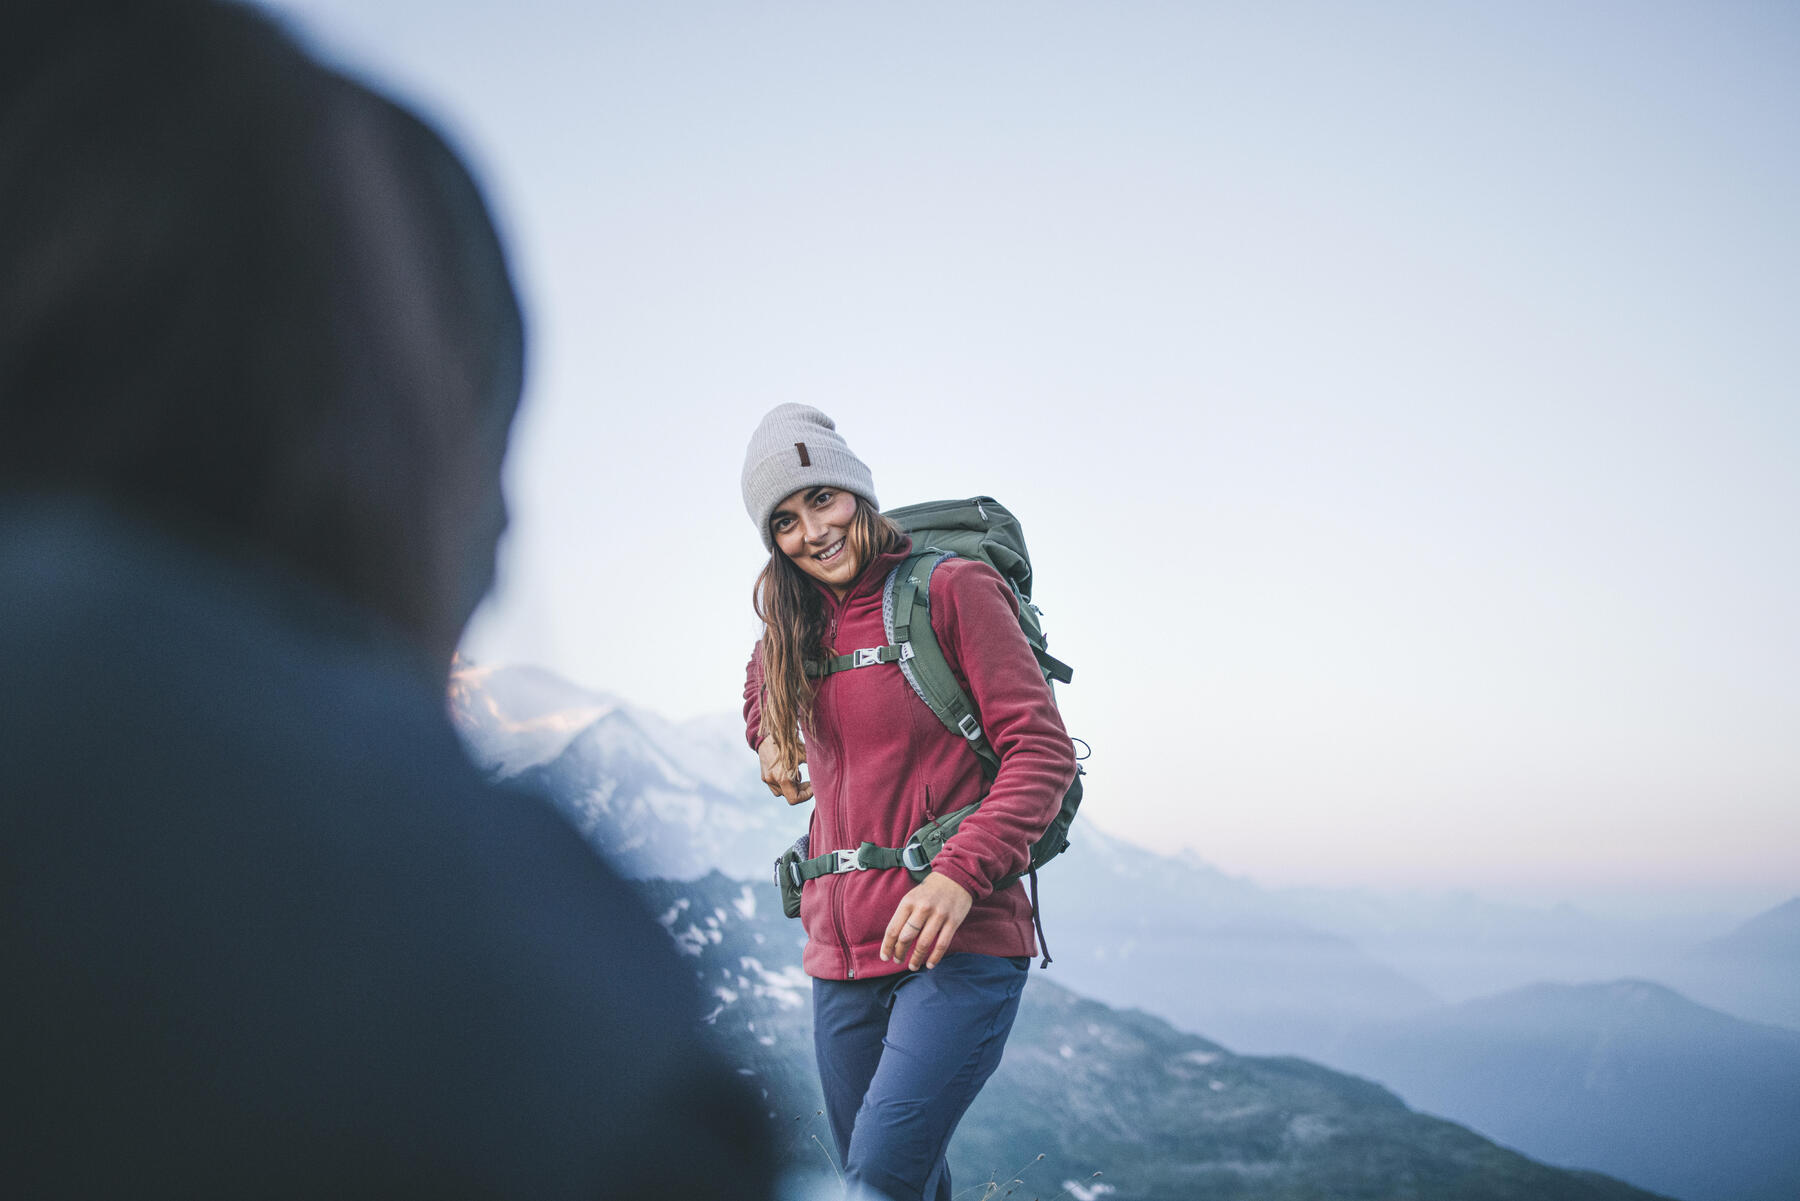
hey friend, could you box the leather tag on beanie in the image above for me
[795,442,811,466]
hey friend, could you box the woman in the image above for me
[740,403,1078,1201]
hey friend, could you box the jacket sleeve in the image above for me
[742,641,765,752]
[923,559,1077,901]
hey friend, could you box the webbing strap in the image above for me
[891,565,924,645]
[1034,647,1074,685]
[1028,864,1052,968]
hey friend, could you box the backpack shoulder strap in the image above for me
[883,551,1001,775]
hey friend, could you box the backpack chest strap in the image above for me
[802,553,998,770]
[805,643,914,678]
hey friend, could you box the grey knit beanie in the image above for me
[741,403,878,549]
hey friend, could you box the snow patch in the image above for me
[1285,1114,1335,1145]
[1062,1181,1114,1201]
[657,898,691,930]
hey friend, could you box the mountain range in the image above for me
[451,661,792,879]
[450,662,1797,1200]
[1661,897,1800,1030]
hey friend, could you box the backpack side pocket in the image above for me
[773,834,808,919]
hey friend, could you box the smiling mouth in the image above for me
[814,538,846,564]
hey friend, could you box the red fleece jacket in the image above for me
[744,539,1077,980]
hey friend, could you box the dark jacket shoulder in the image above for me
[0,499,774,1199]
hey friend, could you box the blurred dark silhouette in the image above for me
[0,2,775,1197]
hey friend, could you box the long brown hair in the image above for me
[753,495,906,782]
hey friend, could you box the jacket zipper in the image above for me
[826,606,855,978]
[814,548,908,981]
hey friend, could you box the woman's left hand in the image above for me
[881,872,974,970]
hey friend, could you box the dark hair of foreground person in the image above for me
[0,2,776,1196]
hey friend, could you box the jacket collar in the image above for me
[816,534,914,610]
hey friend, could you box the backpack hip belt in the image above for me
[781,799,988,891]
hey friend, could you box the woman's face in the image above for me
[771,485,862,596]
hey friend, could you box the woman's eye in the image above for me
[813,490,834,506]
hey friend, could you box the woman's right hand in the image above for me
[758,735,814,806]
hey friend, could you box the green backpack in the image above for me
[777,496,1085,965]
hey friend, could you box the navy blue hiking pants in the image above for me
[812,953,1029,1201]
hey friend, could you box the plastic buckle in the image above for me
[901,842,930,873]
[956,714,982,741]
[789,860,806,889]
[833,848,867,873]
[853,647,882,668]
[900,642,915,662]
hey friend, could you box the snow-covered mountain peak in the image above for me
[449,660,619,777]
[452,664,801,881]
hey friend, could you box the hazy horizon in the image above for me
[268,0,1798,909]
[455,655,1791,926]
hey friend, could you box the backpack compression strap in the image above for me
[1035,646,1075,685]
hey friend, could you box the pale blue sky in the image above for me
[265,0,1797,906]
